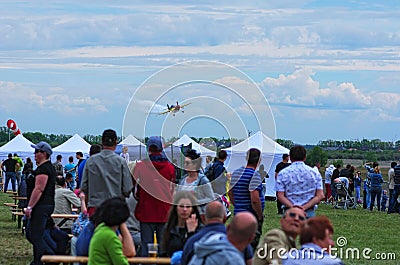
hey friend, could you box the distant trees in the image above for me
[306,146,328,167]
[276,139,295,149]
[0,126,399,162]
[318,138,398,151]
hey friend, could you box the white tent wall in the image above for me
[116,135,146,161]
[0,134,35,163]
[222,131,290,198]
[52,134,91,166]
[223,153,284,197]
[164,135,216,168]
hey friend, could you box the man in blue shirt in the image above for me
[229,148,265,250]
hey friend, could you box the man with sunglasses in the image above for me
[25,141,56,265]
[254,206,306,265]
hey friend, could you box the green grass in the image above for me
[0,192,32,265]
[1,192,399,265]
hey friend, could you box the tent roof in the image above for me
[171,134,215,156]
[223,131,289,154]
[118,135,145,147]
[0,134,35,153]
[53,134,91,153]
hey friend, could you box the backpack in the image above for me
[205,164,216,181]
[53,162,63,176]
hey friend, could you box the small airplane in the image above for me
[158,101,191,116]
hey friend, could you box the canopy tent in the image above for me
[52,134,91,165]
[222,131,290,197]
[116,134,146,161]
[164,134,216,168]
[0,134,35,161]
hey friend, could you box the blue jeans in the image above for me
[355,186,361,202]
[370,186,382,211]
[26,204,54,265]
[16,171,22,187]
[388,184,400,213]
[365,187,371,208]
[4,172,16,192]
[139,222,165,257]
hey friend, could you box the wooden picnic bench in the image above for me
[12,212,79,229]
[41,255,171,264]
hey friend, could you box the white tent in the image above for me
[116,134,146,161]
[222,131,290,197]
[52,134,91,165]
[0,134,35,161]
[165,134,216,167]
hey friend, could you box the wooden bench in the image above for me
[4,203,18,207]
[41,255,171,264]
[12,212,79,229]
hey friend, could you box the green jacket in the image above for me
[253,228,296,265]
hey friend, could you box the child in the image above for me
[354,171,362,204]
[381,190,389,212]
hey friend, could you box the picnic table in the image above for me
[12,212,79,229]
[41,255,171,264]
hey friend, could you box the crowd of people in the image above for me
[3,129,399,265]
[323,160,398,213]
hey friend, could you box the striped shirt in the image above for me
[231,166,265,215]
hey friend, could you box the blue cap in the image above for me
[31,141,53,155]
[147,136,163,151]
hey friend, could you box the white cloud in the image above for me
[260,68,400,123]
[0,81,108,114]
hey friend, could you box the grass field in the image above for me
[1,192,399,265]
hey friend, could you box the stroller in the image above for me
[332,179,357,210]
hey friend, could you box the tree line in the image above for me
[1,127,398,164]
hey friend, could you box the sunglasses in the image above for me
[178,205,192,209]
[288,212,306,221]
[34,149,43,154]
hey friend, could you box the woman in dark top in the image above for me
[22,157,34,176]
[160,191,202,257]
[25,141,56,265]
[369,166,383,211]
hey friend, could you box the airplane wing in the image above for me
[180,103,191,108]
[158,109,171,115]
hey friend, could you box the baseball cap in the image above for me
[31,141,53,155]
[147,136,164,151]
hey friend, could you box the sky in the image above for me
[1,0,400,144]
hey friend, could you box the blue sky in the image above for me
[1,1,400,144]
